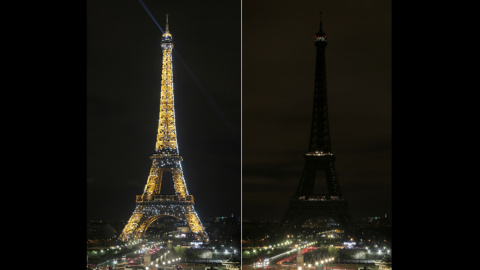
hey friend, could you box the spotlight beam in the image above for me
[137,0,238,139]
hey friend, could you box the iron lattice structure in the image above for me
[281,15,353,233]
[119,16,208,242]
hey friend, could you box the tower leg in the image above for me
[119,206,144,241]
[184,205,209,242]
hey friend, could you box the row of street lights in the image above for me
[298,257,335,270]
[146,259,181,270]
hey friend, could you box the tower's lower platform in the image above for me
[281,195,353,233]
[119,195,208,242]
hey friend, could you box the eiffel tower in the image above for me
[119,15,208,242]
[281,13,353,233]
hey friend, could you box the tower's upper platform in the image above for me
[162,32,173,43]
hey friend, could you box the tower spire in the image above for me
[162,14,173,43]
[165,13,169,33]
[316,11,326,38]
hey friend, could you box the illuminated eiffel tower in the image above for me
[119,15,208,242]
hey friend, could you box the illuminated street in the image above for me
[88,238,240,270]
[241,219,391,270]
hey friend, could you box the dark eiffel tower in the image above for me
[281,13,353,233]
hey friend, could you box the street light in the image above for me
[328,258,333,269]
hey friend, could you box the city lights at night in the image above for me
[87,0,393,269]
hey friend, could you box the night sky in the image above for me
[87,0,241,221]
[87,0,391,223]
[242,0,391,221]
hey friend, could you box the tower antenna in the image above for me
[166,13,169,32]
